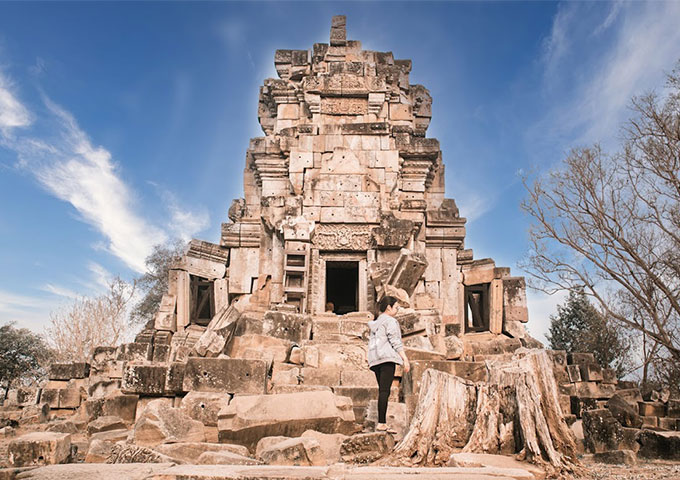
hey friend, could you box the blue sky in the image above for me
[1,2,679,342]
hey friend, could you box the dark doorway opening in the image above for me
[464,283,490,333]
[190,275,215,326]
[326,261,358,314]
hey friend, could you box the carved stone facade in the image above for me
[153,15,534,350]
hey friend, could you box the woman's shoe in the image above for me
[375,423,388,432]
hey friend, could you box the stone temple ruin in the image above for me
[4,16,680,478]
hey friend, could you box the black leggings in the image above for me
[370,362,396,424]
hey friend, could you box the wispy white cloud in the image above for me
[0,71,32,132]
[0,288,58,331]
[535,1,680,151]
[541,3,576,83]
[1,83,168,272]
[88,262,113,291]
[151,183,210,242]
[593,1,623,36]
[42,283,79,299]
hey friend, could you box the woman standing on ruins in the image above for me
[367,296,410,433]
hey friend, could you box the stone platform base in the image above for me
[8,463,536,480]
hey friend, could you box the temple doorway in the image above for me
[325,261,358,314]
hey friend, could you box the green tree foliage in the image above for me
[130,240,186,326]
[0,323,51,400]
[547,290,631,378]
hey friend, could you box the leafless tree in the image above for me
[522,63,680,369]
[45,277,136,362]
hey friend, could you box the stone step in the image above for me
[11,463,537,480]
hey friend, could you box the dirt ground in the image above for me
[582,461,680,480]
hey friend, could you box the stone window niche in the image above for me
[464,283,490,333]
[189,275,215,326]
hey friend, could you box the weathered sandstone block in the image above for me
[8,432,71,467]
[258,437,325,466]
[153,442,250,464]
[637,430,680,460]
[180,391,232,426]
[133,399,205,447]
[227,334,293,364]
[182,358,267,394]
[87,415,127,435]
[607,394,642,428]
[196,450,260,465]
[217,391,356,450]
[340,431,394,463]
[49,362,90,380]
[121,364,167,395]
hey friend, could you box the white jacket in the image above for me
[367,313,404,368]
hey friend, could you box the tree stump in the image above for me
[380,349,582,477]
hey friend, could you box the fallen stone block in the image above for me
[217,390,356,450]
[571,396,598,418]
[582,409,635,454]
[19,404,49,425]
[602,368,617,384]
[270,364,300,390]
[642,415,658,428]
[258,437,325,466]
[117,343,152,362]
[46,420,79,434]
[183,358,267,394]
[196,450,260,465]
[165,362,186,394]
[270,385,332,394]
[567,352,596,365]
[90,428,129,444]
[179,391,232,427]
[637,430,680,460]
[87,377,121,399]
[386,249,427,296]
[340,369,375,387]
[638,401,666,417]
[153,442,250,464]
[262,311,313,343]
[227,334,293,364]
[340,431,394,464]
[121,364,167,396]
[566,364,582,383]
[615,388,643,408]
[607,394,642,428]
[108,442,176,463]
[579,363,604,382]
[255,436,291,458]
[667,399,680,418]
[444,335,463,360]
[87,415,127,435]
[49,362,90,380]
[300,366,341,386]
[658,417,680,431]
[133,398,205,447]
[301,430,348,465]
[573,381,616,399]
[90,346,118,376]
[289,346,303,364]
[8,432,71,467]
[84,438,115,463]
